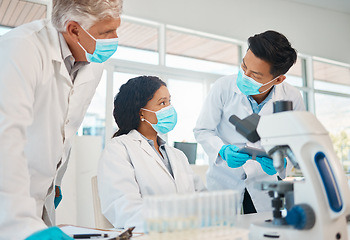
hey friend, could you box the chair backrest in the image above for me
[91,176,114,229]
[174,142,197,164]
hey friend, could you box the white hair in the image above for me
[52,0,123,32]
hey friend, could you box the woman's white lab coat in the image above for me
[98,130,206,231]
[193,75,305,212]
[0,20,103,239]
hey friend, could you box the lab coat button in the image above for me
[65,119,69,125]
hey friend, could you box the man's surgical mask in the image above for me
[78,25,118,63]
[141,105,177,135]
[236,66,279,96]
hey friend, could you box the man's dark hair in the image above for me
[113,76,166,137]
[248,30,297,77]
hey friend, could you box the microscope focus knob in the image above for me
[285,204,316,230]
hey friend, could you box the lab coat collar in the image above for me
[128,130,175,180]
[232,74,242,94]
[47,21,64,63]
[46,21,72,84]
[257,83,287,114]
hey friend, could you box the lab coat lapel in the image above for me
[129,130,174,180]
[232,77,253,115]
[73,64,98,87]
[241,96,253,115]
[164,145,179,180]
[57,61,72,86]
[260,86,283,115]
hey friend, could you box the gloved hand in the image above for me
[219,145,251,168]
[25,227,73,240]
[54,185,62,209]
[256,157,287,175]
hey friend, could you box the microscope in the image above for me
[229,101,350,240]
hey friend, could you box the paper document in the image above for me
[60,225,143,239]
[60,226,121,239]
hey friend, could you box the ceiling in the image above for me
[285,0,350,15]
[0,0,47,28]
[1,0,349,86]
[0,0,349,28]
[0,0,349,29]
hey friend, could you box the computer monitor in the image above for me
[174,142,197,164]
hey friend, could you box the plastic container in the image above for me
[143,190,239,235]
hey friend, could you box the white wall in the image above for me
[123,0,350,65]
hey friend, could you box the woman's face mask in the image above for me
[236,66,279,96]
[78,25,119,63]
[141,105,177,135]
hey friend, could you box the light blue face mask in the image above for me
[78,25,119,63]
[236,66,278,96]
[141,105,178,135]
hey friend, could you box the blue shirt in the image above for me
[247,87,274,114]
[140,134,174,178]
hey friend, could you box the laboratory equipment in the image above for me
[142,190,243,239]
[229,100,350,240]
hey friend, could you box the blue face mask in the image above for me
[78,25,118,63]
[141,105,178,135]
[236,66,278,96]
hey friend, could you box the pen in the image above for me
[72,233,109,239]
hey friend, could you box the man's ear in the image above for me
[65,21,81,41]
[275,75,286,85]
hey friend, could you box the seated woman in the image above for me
[97,76,206,231]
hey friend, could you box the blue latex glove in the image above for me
[256,157,287,175]
[219,145,251,168]
[25,227,73,240]
[54,186,62,209]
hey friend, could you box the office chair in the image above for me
[91,176,114,229]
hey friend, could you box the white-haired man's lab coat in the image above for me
[0,19,103,239]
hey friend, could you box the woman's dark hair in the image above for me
[248,30,297,77]
[113,76,166,137]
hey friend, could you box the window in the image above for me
[111,20,159,65]
[313,60,350,172]
[78,71,107,139]
[167,78,208,164]
[313,60,350,87]
[166,29,240,75]
[314,93,350,172]
[313,60,350,95]
[75,15,350,171]
[285,57,304,87]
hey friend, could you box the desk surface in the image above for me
[135,212,350,240]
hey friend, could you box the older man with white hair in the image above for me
[0,0,123,239]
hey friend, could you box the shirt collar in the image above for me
[58,33,75,64]
[139,132,166,147]
[247,86,275,113]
